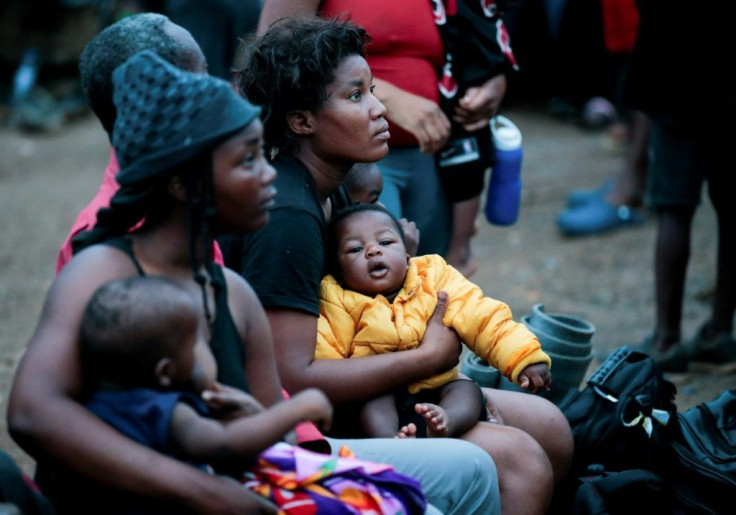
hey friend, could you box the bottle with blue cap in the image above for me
[485,115,523,225]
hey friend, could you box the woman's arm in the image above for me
[224,268,284,408]
[266,291,462,405]
[7,248,274,514]
[257,0,321,35]
[372,77,451,154]
[452,74,507,131]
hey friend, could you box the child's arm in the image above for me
[518,363,552,394]
[435,256,550,383]
[202,382,265,421]
[316,275,358,360]
[169,387,332,468]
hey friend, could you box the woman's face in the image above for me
[309,55,390,166]
[212,120,277,234]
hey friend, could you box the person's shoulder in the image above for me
[52,243,140,295]
[222,265,261,303]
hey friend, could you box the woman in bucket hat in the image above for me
[8,50,281,513]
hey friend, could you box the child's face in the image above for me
[335,210,409,297]
[349,164,383,204]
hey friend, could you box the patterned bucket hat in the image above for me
[111,50,260,186]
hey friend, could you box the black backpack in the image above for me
[558,346,678,478]
[571,468,676,515]
[661,389,736,514]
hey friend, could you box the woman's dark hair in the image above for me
[326,203,406,280]
[234,16,370,157]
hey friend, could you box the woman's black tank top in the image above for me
[103,237,250,392]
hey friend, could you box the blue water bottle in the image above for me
[485,115,523,225]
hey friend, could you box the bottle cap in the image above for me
[490,115,522,151]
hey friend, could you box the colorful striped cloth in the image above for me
[242,442,427,514]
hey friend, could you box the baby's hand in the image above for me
[399,217,420,257]
[202,382,265,420]
[518,363,552,394]
[291,388,333,432]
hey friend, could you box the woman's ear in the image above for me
[167,175,188,202]
[155,357,174,388]
[287,109,315,136]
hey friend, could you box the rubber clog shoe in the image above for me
[690,322,736,363]
[566,179,615,208]
[557,197,645,236]
[648,342,695,373]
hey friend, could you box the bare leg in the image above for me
[446,196,481,278]
[481,387,573,488]
[654,206,695,350]
[460,421,554,515]
[607,111,650,207]
[359,393,401,439]
[432,379,485,437]
[708,178,736,334]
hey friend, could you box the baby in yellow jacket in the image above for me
[317,203,551,438]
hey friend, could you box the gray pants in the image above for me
[377,147,452,257]
[326,436,500,515]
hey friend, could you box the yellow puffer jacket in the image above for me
[317,254,550,393]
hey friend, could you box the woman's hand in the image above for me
[418,291,462,372]
[453,74,507,132]
[374,78,450,154]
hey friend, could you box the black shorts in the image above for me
[436,124,496,202]
[647,117,734,209]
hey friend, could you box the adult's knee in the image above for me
[533,397,574,483]
[447,440,500,515]
[500,428,552,481]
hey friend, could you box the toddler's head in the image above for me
[344,162,383,204]
[80,276,216,392]
[328,204,410,299]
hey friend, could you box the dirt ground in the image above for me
[1,104,734,476]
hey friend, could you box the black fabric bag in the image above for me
[558,346,678,478]
[661,389,736,514]
[571,468,675,515]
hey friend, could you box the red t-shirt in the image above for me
[55,148,224,275]
[320,0,445,147]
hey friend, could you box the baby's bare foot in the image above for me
[396,423,417,438]
[415,403,450,437]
